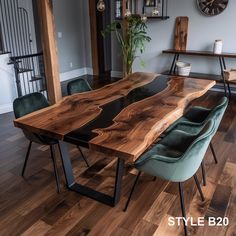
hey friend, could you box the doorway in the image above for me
[90,0,112,77]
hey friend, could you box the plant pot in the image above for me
[176,61,191,76]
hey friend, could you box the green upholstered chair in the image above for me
[13,92,61,193]
[124,120,215,236]
[67,78,92,95]
[163,96,228,185]
[67,78,92,167]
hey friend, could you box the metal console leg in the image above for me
[222,57,232,98]
[219,57,228,97]
[169,54,177,74]
[174,54,180,73]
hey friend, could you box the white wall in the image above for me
[53,0,93,81]
[112,0,236,75]
[0,54,17,114]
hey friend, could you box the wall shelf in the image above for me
[115,0,169,20]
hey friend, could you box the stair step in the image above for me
[30,75,45,82]
[8,60,22,65]
[18,68,33,73]
[39,88,47,92]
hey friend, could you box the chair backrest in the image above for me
[135,120,215,182]
[13,92,50,144]
[13,92,49,118]
[171,120,215,181]
[67,78,92,95]
[205,96,228,135]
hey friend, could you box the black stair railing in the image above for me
[0,0,32,56]
[10,52,48,97]
[0,0,48,97]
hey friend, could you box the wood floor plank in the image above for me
[131,220,157,236]
[143,192,177,226]
[205,184,232,219]
[21,220,51,236]
[0,90,236,236]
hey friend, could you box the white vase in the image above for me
[213,40,223,54]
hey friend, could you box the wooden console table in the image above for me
[163,49,236,96]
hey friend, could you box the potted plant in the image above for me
[102,15,151,76]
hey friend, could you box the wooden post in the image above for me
[89,0,99,76]
[37,0,62,104]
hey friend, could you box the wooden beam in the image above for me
[89,0,99,76]
[37,0,62,104]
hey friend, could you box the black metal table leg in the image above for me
[59,141,125,207]
[124,171,142,212]
[21,141,32,177]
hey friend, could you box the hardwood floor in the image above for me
[0,90,236,236]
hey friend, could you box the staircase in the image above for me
[10,52,47,97]
[0,0,47,97]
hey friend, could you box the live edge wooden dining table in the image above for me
[14,72,215,207]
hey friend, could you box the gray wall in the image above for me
[112,0,236,75]
[53,0,92,73]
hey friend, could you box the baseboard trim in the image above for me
[111,71,123,78]
[60,67,93,82]
[0,103,13,114]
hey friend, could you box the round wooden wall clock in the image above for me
[197,0,229,16]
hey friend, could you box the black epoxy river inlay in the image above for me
[64,75,170,147]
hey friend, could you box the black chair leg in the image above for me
[77,146,90,167]
[227,82,231,99]
[178,182,188,236]
[201,161,206,186]
[21,141,32,177]
[210,142,218,164]
[50,145,61,193]
[193,174,205,202]
[124,171,142,212]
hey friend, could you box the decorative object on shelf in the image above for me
[144,0,155,7]
[102,15,151,75]
[176,61,191,76]
[213,39,223,54]
[196,0,229,16]
[151,0,161,16]
[174,16,189,51]
[115,0,169,20]
[97,0,106,12]
[143,0,168,19]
